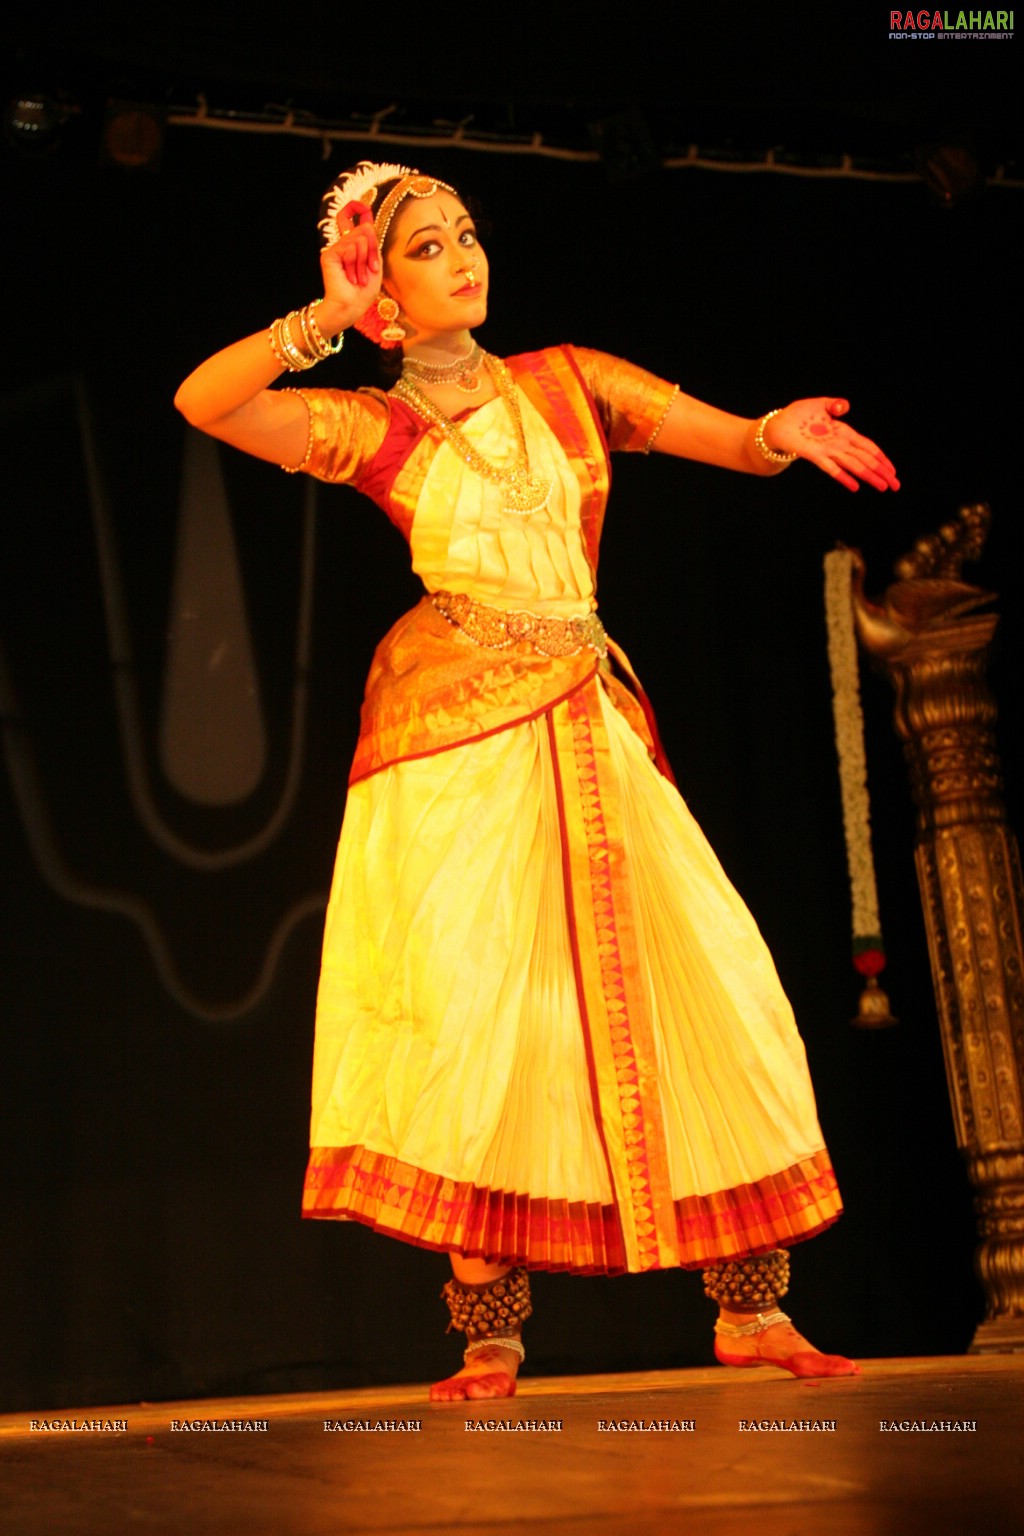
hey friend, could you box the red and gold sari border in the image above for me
[674,1150,842,1259]
[349,658,601,786]
[548,681,679,1271]
[303,1144,629,1274]
[302,1145,842,1275]
[348,597,604,786]
[509,349,611,577]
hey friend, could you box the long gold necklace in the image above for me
[393,354,552,517]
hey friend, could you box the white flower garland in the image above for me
[318,160,414,246]
[824,548,883,944]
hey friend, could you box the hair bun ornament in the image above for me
[318,161,417,249]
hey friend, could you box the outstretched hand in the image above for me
[768,398,900,493]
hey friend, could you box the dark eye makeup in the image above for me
[408,227,478,260]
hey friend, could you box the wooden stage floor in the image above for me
[2,1355,1021,1536]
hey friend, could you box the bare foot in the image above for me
[715,1317,860,1379]
[429,1343,522,1403]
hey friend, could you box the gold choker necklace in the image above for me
[401,342,484,394]
[393,354,552,517]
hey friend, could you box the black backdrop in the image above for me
[2,14,1022,1411]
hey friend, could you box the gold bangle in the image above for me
[754,408,798,465]
[268,320,291,371]
[296,306,322,359]
[271,315,302,370]
[304,300,345,357]
[269,305,343,370]
[270,312,318,372]
[281,312,319,371]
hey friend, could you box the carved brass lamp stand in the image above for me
[851,504,1024,1351]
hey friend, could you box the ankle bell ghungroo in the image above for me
[702,1249,790,1310]
[441,1265,533,1340]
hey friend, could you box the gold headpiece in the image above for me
[319,160,458,250]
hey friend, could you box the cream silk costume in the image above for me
[299,345,842,1274]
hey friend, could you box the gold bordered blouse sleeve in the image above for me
[283,387,391,482]
[569,347,679,454]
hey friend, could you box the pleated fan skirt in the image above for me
[302,675,841,1273]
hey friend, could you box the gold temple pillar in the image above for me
[851,504,1024,1352]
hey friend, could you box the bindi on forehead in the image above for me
[393,192,467,240]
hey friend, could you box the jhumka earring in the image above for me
[375,294,405,343]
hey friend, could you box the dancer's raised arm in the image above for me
[173,199,382,467]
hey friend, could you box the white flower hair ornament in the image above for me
[318,161,413,246]
[319,160,458,349]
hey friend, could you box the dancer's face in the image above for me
[382,190,488,341]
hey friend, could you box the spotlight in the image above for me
[920,142,982,207]
[5,94,67,155]
[102,101,165,170]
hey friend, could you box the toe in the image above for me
[429,1377,468,1402]
[789,1352,861,1379]
[824,1356,861,1377]
[465,1372,515,1400]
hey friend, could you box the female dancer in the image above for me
[175,161,899,1403]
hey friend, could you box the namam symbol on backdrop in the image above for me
[0,378,327,1022]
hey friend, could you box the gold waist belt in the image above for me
[431,590,608,659]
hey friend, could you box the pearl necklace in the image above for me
[393,354,552,517]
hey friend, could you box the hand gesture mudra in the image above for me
[318,200,383,333]
[768,398,900,493]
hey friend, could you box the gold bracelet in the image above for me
[267,320,291,371]
[269,311,319,372]
[296,306,321,359]
[281,312,320,371]
[753,408,798,465]
[304,300,344,358]
[272,315,299,368]
[269,302,344,372]
[270,314,305,371]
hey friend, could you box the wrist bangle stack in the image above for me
[269,300,344,372]
[753,408,798,465]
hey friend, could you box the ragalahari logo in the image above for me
[890,9,1014,35]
